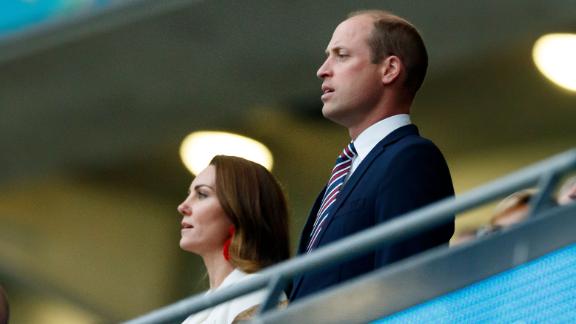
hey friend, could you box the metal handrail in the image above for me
[124,148,576,324]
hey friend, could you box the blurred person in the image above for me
[291,10,454,301]
[0,286,8,324]
[452,190,535,247]
[557,175,576,206]
[489,189,537,231]
[177,155,290,324]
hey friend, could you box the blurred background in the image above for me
[0,0,575,322]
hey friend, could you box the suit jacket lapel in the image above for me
[309,125,419,250]
[297,187,326,254]
[291,186,325,296]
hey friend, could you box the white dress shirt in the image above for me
[349,114,412,177]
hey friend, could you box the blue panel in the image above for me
[0,0,111,34]
[374,243,576,323]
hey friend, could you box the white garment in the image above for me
[349,114,412,176]
[182,269,285,324]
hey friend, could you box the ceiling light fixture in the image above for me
[179,131,274,175]
[532,33,576,92]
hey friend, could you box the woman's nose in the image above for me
[177,201,191,216]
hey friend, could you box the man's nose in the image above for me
[317,59,331,79]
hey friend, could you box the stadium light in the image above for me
[179,131,273,175]
[532,33,576,92]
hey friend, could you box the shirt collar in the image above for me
[352,114,411,162]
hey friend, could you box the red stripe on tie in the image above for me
[307,142,357,252]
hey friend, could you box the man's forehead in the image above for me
[338,15,374,31]
[326,16,372,50]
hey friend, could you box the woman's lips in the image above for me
[181,222,193,230]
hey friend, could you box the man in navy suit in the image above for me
[290,10,455,301]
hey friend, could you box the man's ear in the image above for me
[381,55,402,85]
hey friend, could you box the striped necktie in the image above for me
[306,142,357,252]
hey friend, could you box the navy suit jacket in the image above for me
[289,125,454,301]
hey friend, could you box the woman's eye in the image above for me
[197,191,208,199]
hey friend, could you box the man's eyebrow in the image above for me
[326,46,346,55]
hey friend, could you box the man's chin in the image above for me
[321,105,337,120]
[322,106,346,125]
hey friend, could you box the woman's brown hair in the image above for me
[210,155,290,273]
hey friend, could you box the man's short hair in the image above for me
[349,10,428,97]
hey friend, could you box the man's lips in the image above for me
[321,85,334,100]
[322,85,334,93]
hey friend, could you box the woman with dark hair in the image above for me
[177,155,290,324]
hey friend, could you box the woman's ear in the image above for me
[381,55,402,84]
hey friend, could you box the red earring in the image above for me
[223,226,235,261]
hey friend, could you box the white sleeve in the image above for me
[225,289,268,323]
